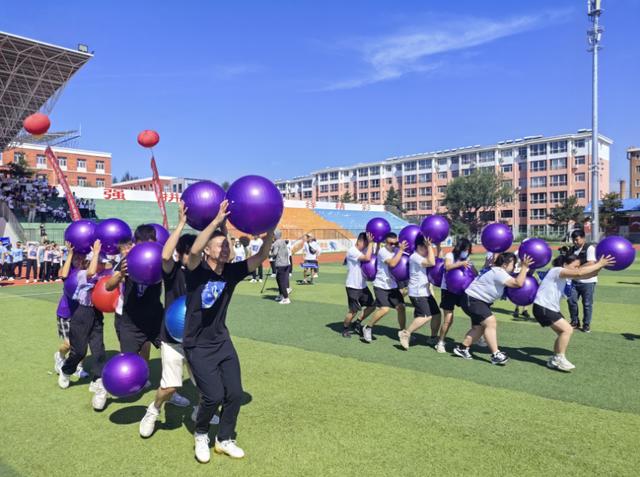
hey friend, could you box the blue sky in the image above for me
[2,0,639,189]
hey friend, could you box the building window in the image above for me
[358,180,368,189]
[437,185,447,194]
[58,157,67,168]
[461,153,475,165]
[519,193,527,202]
[550,158,567,170]
[385,165,393,172]
[437,158,448,166]
[574,139,586,148]
[404,161,417,171]
[303,191,312,199]
[518,179,527,189]
[77,176,88,187]
[330,195,339,202]
[530,208,546,220]
[96,160,105,172]
[501,164,513,173]
[574,156,586,166]
[575,173,585,182]
[419,201,432,209]
[330,183,339,192]
[418,159,432,169]
[501,149,513,158]
[329,172,339,181]
[405,175,417,184]
[320,185,329,193]
[452,170,460,178]
[95,178,105,187]
[405,188,417,198]
[479,150,495,162]
[358,168,368,177]
[403,202,417,211]
[463,169,472,176]
[36,155,47,168]
[530,144,547,156]
[419,187,432,196]
[437,200,445,207]
[163,185,170,193]
[549,140,568,154]
[519,209,527,218]
[419,173,432,182]
[575,189,586,199]
[319,173,328,182]
[530,160,547,172]
[370,166,380,175]
[359,192,369,201]
[550,174,568,186]
[77,159,86,170]
[636,179,640,187]
[530,192,547,204]
[635,165,640,174]
[530,176,547,188]
[371,192,380,201]
[550,191,567,203]
[518,147,528,158]
[501,210,513,218]
[302,181,312,188]
[437,172,447,180]
[370,179,380,188]
[386,178,393,184]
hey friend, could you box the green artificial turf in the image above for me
[1,255,639,476]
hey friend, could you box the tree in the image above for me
[443,170,513,239]
[384,186,403,212]
[548,195,584,235]
[7,156,33,178]
[340,191,353,203]
[119,171,139,182]
[599,192,623,230]
[221,181,230,191]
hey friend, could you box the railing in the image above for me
[0,201,27,242]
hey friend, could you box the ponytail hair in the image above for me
[495,252,517,268]
[552,253,580,267]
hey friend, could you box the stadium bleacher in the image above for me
[313,209,408,236]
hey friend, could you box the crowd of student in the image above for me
[0,239,67,282]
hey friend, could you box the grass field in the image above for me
[1,254,640,476]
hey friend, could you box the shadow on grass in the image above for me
[622,333,640,341]
[500,346,552,367]
[617,282,640,286]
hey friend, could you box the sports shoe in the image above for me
[570,320,580,329]
[548,355,575,372]
[522,310,530,319]
[58,370,71,389]
[74,365,89,379]
[435,341,446,353]
[476,336,488,347]
[270,274,276,278]
[341,328,351,338]
[453,346,473,360]
[90,378,108,411]
[190,406,220,425]
[250,279,256,283]
[275,295,282,302]
[512,310,519,318]
[139,403,160,438]
[362,325,372,343]
[582,325,591,333]
[352,321,363,337]
[194,433,211,463]
[426,336,438,346]
[258,279,263,283]
[490,351,509,365]
[214,437,245,459]
[398,330,410,350]
[280,298,291,305]
[168,392,190,407]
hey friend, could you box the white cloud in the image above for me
[318,10,571,91]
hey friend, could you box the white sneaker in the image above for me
[168,392,190,407]
[258,279,263,283]
[194,433,211,463]
[476,336,488,347]
[74,365,89,379]
[58,370,71,389]
[435,341,446,353]
[398,330,410,350]
[362,326,372,343]
[280,298,291,305]
[556,355,576,371]
[190,406,220,425]
[270,274,276,278]
[139,403,160,437]
[89,378,108,411]
[214,437,245,459]
[250,279,256,283]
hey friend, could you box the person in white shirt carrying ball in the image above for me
[342,232,375,338]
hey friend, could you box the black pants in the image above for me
[12,261,23,279]
[44,262,53,281]
[51,263,60,280]
[185,340,243,439]
[38,263,46,281]
[61,305,106,381]
[3,263,13,278]
[269,261,276,275]
[276,266,290,298]
[252,264,263,280]
[25,259,37,280]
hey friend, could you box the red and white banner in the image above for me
[45,146,81,221]
[150,156,169,229]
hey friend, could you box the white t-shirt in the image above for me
[534,267,567,312]
[575,245,597,284]
[304,241,319,261]
[234,244,246,262]
[249,239,263,256]
[345,246,367,289]
[442,252,473,291]
[373,247,398,290]
[466,267,512,304]
[408,252,430,297]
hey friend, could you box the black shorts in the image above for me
[440,289,463,311]
[461,294,493,326]
[114,313,162,353]
[532,303,563,327]
[346,287,374,313]
[409,296,440,318]
[374,287,404,308]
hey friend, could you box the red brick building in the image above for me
[1,143,112,187]
[628,146,640,199]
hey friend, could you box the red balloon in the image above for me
[137,130,160,148]
[92,275,120,313]
[23,113,50,135]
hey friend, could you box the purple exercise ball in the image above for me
[596,235,636,271]
[506,276,539,306]
[95,218,132,255]
[63,268,79,298]
[102,353,149,397]
[390,253,410,282]
[126,241,163,285]
[366,218,391,243]
[150,223,170,246]
[427,257,445,287]
[420,215,449,244]
[518,238,552,270]
[361,255,377,281]
[481,223,513,253]
[398,224,422,254]
[181,180,226,231]
[64,220,96,254]
[226,175,284,235]
[444,267,476,294]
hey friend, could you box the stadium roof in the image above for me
[0,31,92,151]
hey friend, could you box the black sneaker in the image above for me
[582,325,591,333]
[491,351,509,365]
[522,310,530,319]
[352,321,363,337]
[512,311,519,318]
[570,321,580,329]
[453,346,473,360]
[341,328,352,338]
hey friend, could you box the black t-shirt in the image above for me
[160,261,187,344]
[183,260,249,348]
[120,276,163,331]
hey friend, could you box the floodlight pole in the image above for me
[588,1,603,242]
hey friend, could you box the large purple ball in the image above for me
[181,181,226,231]
[226,175,284,235]
[390,253,410,282]
[398,225,422,254]
[366,218,391,243]
[150,223,170,246]
[102,353,149,397]
[444,267,476,294]
[481,223,513,253]
[64,220,96,254]
[361,255,377,281]
[518,238,552,270]
[63,268,79,298]
[96,218,132,255]
[506,276,539,306]
[596,236,636,271]
[427,257,445,287]
[127,241,163,285]
[420,215,449,244]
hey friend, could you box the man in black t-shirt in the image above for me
[185,200,274,464]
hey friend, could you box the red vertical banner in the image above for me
[150,156,169,229]
[45,146,81,221]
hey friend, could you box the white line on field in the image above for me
[0,291,61,299]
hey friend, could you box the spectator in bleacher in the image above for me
[27,202,37,223]
[38,202,48,223]
[40,223,47,240]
